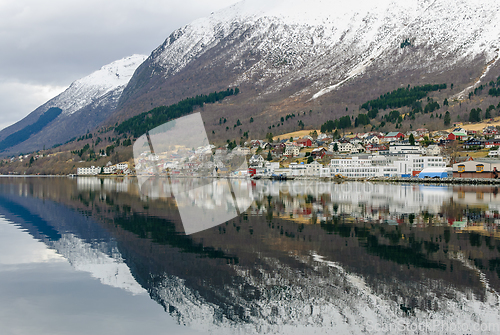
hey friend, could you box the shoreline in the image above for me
[285,176,500,185]
[5,173,500,186]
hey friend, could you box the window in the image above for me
[476,164,484,173]
[458,165,465,173]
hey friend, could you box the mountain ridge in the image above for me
[0,54,146,155]
[113,0,500,130]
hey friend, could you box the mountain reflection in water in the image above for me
[1,177,500,334]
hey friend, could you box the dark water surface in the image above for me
[0,177,499,334]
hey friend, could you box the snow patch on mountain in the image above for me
[453,52,500,100]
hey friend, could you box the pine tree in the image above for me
[444,111,451,126]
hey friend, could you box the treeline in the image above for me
[318,83,449,133]
[0,107,62,152]
[469,108,483,123]
[72,143,91,158]
[361,84,447,111]
[468,104,500,123]
[488,76,500,97]
[115,88,239,137]
[320,116,352,133]
[383,110,402,124]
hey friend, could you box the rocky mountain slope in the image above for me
[0,54,146,155]
[115,0,500,135]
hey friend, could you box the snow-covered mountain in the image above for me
[118,0,500,123]
[0,54,146,154]
[48,54,147,116]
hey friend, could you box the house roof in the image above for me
[386,132,403,137]
[296,138,311,143]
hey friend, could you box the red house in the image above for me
[384,132,404,141]
[447,132,466,141]
[296,138,312,147]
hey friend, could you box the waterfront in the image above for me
[0,177,499,334]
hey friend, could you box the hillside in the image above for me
[109,0,500,142]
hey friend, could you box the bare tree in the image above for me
[442,140,461,165]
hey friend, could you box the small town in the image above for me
[74,123,500,180]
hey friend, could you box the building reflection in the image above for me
[71,177,500,236]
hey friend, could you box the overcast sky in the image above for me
[0,0,240,131]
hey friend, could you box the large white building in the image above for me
[103,166,116,174]
[77,166,102,175]
[102,162,129,174]
[329,155,446,178]
[405,155,446,173]
[289,162,307,176]
[248,154,447,179]
[389,144,424,155]
[116,163,129,171]
[329,157,396,178]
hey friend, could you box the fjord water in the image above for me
[0,177,499,334]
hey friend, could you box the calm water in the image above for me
[0,177,499,334]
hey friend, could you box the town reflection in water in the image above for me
[2,177,500,334]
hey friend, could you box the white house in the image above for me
[330,141,354,153]
[364,135,380,145]
[249,154,265,167]
[285,145,300,157]
[425,144,442,156]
